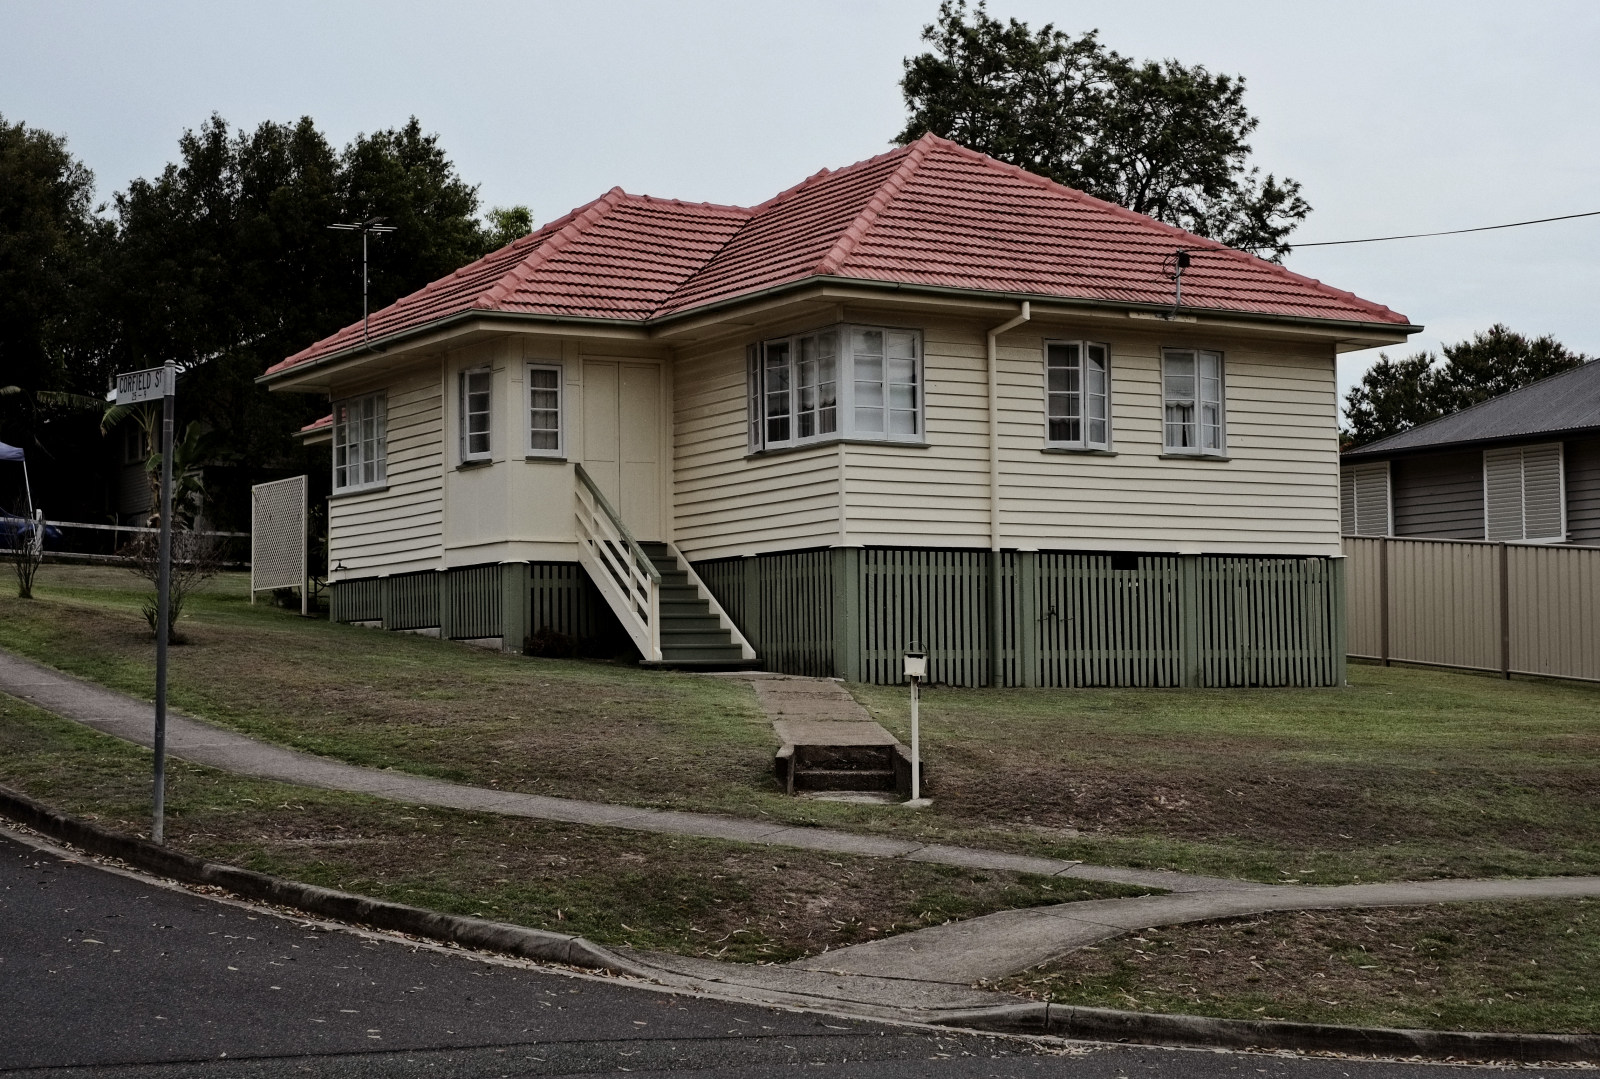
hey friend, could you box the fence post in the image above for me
[1178,554,1200,687]
[378,575,393,631]
[1378,538,1390,667]
[438,569,456,640]
[1330,555,1348,687]
[830,546,862,683]
[1498,542,1512,680]
[1017,551,1039,688]
[500,561,531,653]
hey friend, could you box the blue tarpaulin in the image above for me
[0,442,23,462]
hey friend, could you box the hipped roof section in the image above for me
[267,135,1413,378]
[1343,359,1600,460]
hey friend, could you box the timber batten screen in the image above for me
[695,547,1344,688]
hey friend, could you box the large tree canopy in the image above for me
[100,114,513,526]
[897,0,1310,258]
[1343,324,1591,447]
[0,115,111,515]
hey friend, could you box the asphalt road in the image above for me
[0,830,1566,1078]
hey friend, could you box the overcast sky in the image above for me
[6,0,1599,404]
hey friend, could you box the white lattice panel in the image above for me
[251,475,307,593]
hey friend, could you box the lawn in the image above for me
[4,563,1600,884]
[996,901,1600,1035]
[0,695,1137,963]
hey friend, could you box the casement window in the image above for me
[459,367,492,462]
[1484,443,1565,542]
[527,363,563,457]
[332,392,386,492]
[1340,462,1391,536]
[1045,341,1111,449]
[747,325,922,452]
[1162,349,1225,455]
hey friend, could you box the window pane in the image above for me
[853,328,883,358]
[854,407,883,433]
[889,409,917,434]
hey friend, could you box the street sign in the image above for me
[115,365,175,405]
[114,361,178,844]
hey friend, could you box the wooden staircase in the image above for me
[638,541,756,669]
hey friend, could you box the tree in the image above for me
[0,116,114,520]
[897,1,1310,258]
[99,114,498,528]
[483,204,534,249]
[1342,325,1590,447]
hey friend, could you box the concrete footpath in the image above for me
[4,646,1599,1015]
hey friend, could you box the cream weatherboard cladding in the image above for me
[671,315,1343,559]
[327,365,444,575]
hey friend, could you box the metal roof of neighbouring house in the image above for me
[1343,358,1600,460]
[267,134,1416,379]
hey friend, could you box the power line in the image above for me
[1292,209,1600,248]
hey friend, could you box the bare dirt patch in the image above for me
[997,901,1600,1034]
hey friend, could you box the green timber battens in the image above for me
[703,547,1342,688]
[386,571,441,630]
[444,564,502,639]
[330,578,381,623]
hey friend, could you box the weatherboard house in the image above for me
[264,135,1418,687]
[1340,359,1600,545]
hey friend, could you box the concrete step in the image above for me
[793,768,897,792]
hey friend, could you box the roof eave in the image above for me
[1343,424,1600,462]
[650,275,1421,344]
[259,309,652,391]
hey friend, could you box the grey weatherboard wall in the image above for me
[1392,451,1484,539]
[1567,436,1600,544]
[695,547,1346,688]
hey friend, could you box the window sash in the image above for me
[333,392,386,491]
[527,363,563,457]
[749,325,921,450]
[1045,340,1110,449]
[1162,349,1225,454]
[460,368,492,460]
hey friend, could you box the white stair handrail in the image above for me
[573,463,661,662]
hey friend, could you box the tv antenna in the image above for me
[328,217,397,350]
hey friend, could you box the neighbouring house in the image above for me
[1340,359,1600,544]
[262,134,1417,687]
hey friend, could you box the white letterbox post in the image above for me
[903,647,928,804]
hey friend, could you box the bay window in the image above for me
[748,325,921,451]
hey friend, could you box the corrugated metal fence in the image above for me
[1344,535,1600,682]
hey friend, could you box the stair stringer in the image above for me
[662,541,758,662]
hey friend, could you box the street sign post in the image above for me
[117,362,177,844]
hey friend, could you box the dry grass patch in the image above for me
[0,694,1143,963]
[996,901,1600,1035]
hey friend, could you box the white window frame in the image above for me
[747,324,923,452]
[1484,442,1566,543]
[526,362,564,459]
[459,366,493,463]
[332,391,387,493]
[1044,340,1112,450]
[1162,348,1226,456]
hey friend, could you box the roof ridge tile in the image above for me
[814,138,931,276]
[475,188,629,310]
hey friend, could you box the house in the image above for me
[262,135,1418,688]
[1340,360,1600,544]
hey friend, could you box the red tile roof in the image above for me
[268,136,1410,377]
